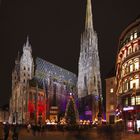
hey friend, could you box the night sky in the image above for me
[0,0,140,106]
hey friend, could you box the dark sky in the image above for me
[0,0,140,106]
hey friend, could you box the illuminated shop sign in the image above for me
[85,111,92,115]
[123,106,134,111]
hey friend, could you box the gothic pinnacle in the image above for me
[85,0,93,30]
[26,35,30,47]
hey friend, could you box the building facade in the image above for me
[9,37,34,124]
[116,16,140,132]
[9,38,77,124]
[106,76,117,124]
[0,105,9,123]
[35,57,77,121]
[78,0,102,121]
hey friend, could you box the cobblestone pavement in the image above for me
[1,126,140,140]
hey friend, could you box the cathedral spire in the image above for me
[23,35,32,53]
[25,35,30,47]
[17,51,20,61]
[85,0,93,30]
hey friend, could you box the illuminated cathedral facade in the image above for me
[9,0,102,124]
[9,37,77,124]
[78,0,102,121]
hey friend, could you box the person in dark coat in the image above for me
[3,122,10,140]
[12,123,19,140]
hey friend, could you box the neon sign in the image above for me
[123,106,134,111]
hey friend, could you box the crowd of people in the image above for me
[0,122,20,140]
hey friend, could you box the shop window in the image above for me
[131,97,135,105]
[125,98,128,106]
[136,96,140,105]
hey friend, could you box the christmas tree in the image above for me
[65,94,79,125]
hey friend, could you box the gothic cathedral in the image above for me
[9,37,34,124]
[78,0,102,121]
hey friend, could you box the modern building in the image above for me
[106,75,117,124]
[78,0,102,121]
[116,16,140,132]
[9,37,77,124]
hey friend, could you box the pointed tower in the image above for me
[78,0,102,121]
[20,36,34,88]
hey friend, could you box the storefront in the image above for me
[123,106,140,132]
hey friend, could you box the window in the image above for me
[24,67,26,70]
[110,105,114,110]
[24,73,26,76]
[128,46,132,54]
[123,80,128,92]
[124,50,127,58]
[110,88,113,93]
[130,63,133,72]
[134,59,139,70]
[131,97,135,105]
[134,32,137,39]
[136,96,140,105]
[122,66,125,76]
[125,98,128,106]
[133,43,138,52]
[23,79,25,83]
[28,67,30,71]
[130,34,133,41]
[130,77,139,89]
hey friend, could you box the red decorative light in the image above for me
[28,101,35,113]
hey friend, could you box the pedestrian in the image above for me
[3,122,10,140]
[27,123,31,133]
[0,122,3,140]
[32,124,36,136]
[12,123,19,140]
